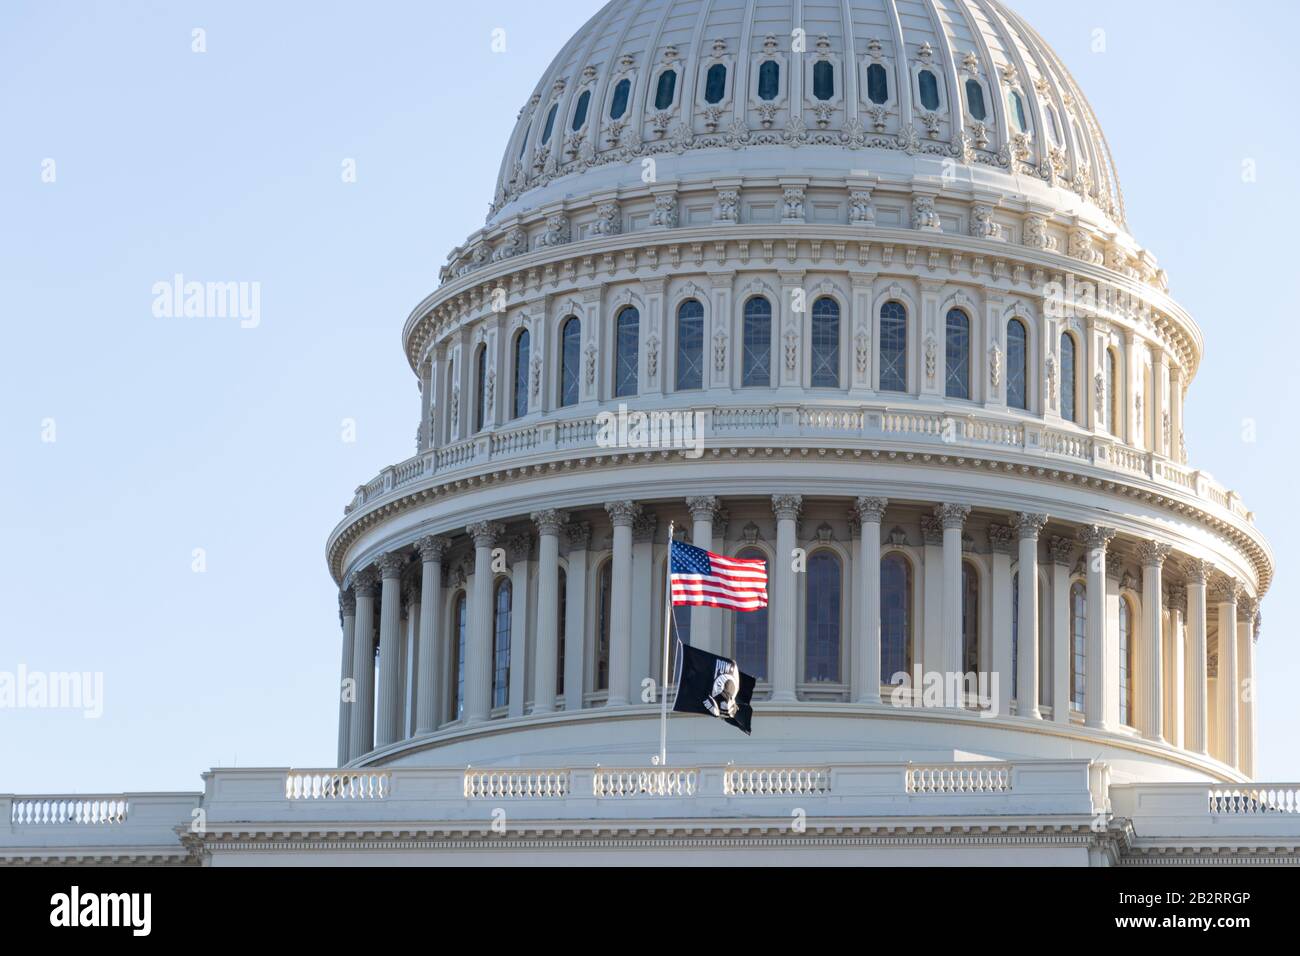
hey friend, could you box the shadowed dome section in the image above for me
[492,0,1124,230]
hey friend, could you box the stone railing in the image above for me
[592,768,698,798]
[342,400,1255,532]
[10,797,129,826]
[906,764,1013,794]
[284,770,391,801]
[1208,786,1300,815]
[464,769,571,799]
[724,767,831,796]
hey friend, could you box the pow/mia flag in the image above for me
[672,642,755,735]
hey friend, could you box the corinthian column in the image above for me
[1137,541,1171,742]
[1216,578,1242,767]
[1079,526,1115,729]
[348,569,379,758]
[771,495,802,702]
[1185,559,1211,754]
[506,533,533,718]
[937,504,971,705]
[1238,596,1257,775]
[414,536,449,734]
[686,496,721,654]
[854,497,888,704]
[1015,513,1048,719]
[604,501,641,706]
[988,524,1015,718]
[466,521,504,724]
[1165,583,1187,750]
[530,510,567,714]
[563,522,590,711]
[1048,536,1073,723]
[375,551,407,748]
[337,589,356,766]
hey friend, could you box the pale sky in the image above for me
[2,0,1296,793]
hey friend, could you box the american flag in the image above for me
[669,540,768,611]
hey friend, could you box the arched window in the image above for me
[556,568,567,697]
[704,63,727,104]
[918,69,940,111]
[512,329,530,420]
[732,548,768,679]
[474,344,489,432]
[804,551,841,682]
[881,554,913,681]
[1007,318,1028,410]
[571,90,591,131]
[866,63,888,105]
[962,562,979,676]
[559,317,581,407]
[1060,332,1077,424]
[810,296,840,388]
[676,299,704,391]
[615,307,639,397]
[1105,348,1119,435]
[541,103,558,145]
[758,60,780,101]
[452,593,467,721]
[492,579,512,709]
[965,78,987,121]
[1009,89,1029,133]
[813,60,834,101]
[879,301,908,393]
[945,309,970,399]
[1070,582,1086,712]
[610,78,631,120]
[654,70,677,110]
[1119,596,1134,726]
[742,296,772,388]
[596,561,612,691]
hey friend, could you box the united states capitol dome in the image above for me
[490,0,1125,232]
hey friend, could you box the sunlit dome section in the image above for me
[490,0,1126,232]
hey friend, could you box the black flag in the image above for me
[672,642,755,735]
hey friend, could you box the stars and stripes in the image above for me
[669,540,768,611]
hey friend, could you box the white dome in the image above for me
[491,0,1125,230]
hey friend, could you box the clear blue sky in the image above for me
[2,1,1296,793]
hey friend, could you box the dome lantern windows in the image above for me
[812,60,835,101]
[758,60,780,101]
[1008,89,1030,134]
[609,78,631,120]
[571,90,591,131]
[654,70,678,111]
[866,63,889,105]
[965,78,987,121]
[704,63,727,105]
[918,69,940,111]
[540,102,559,144]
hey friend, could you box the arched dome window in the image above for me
[704,63,727,105]
[1119,596,1134,726]
[1008,89,1029,133]
[962,562,980,676]
[965,78,987,121]
[1043,103,1062,146]
[474,344,489,432]
[654,70,678,110]
[615,306,639,397]
[596,561,612,691]
[571,90,591,131]
[609,78,631,120]
[866,63,889,105]
[742,296,772,388]
[945,309,971,400]
[559,317,581,408]
[1007,318,1028,410]
[676,299,704,391]
[918,69,940,111]
[493,579,512,709]
[804,551,841,683]
[758,60,780,101]
[452,593,467,721]
[733,548,768,679]
[881,553,912,681]
[1070,582,1086,711]
[810,296,840,388]
[813,60,835,101]
[541,102,558,144]
[880,301,908,393]
[1060,332,1077,424]
[512,329,530,420]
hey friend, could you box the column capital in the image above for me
[377,551,408,580]
[987,524,1015,555]
[1048,535,1074,567]
[920,515,943,546]
[1186,558,1214,584]
[605,500,642,528]
[936,503,972,531]
[685,496,721,521]
[1136,540,1172,569]
[467,521,506,548]
[1213,576,1245,604]
[339,588,356,617]
[1014,512,1047,539]
[531,509,569,536]
[1164,583,1187,612]
[1076,524,1116,550]
[507,533,534,563]
[1238,595,1259,620]
[771,494,803,521]
[855,496,889,524]
[417,535,452,563]
[351,567,380,597]
[632,510,658,543]
[565,521,592,550]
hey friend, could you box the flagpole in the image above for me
[658,521,674,767]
